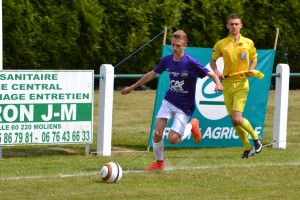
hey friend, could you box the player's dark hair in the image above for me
[227,14,242,24]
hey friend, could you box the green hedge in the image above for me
[3,0,300,88]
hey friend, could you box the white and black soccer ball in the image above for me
[100,162,122,183]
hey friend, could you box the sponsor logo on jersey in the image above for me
[241,52,247,60]
[180,70,189,78]
[170,80,185,93]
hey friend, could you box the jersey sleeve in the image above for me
[190,56,209,78]
[211,41,222,61]
[153,56,167,74]
[248,40,258,61]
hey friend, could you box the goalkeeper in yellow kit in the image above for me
[210,14,263,158]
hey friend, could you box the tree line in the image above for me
[3,0,299,88]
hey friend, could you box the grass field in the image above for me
[0,90,299,199]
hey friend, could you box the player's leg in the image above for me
[235,114,262,150]
[186,118,201,144]
[232,79,262,154]
[223,80,253,157]
[230,80,248,126]
[181,123,192,141]
[239,117,262,154]
[233,114,254,158]
[168,111,190,144]
[232,112,262,156]
[145,100,170,171]
[144,117,167,171]
[153,118,167,157]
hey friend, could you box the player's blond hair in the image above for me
[172,30,187,44]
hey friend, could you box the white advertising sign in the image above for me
[0,70,94,145]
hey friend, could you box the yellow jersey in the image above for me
[212,35,257,79]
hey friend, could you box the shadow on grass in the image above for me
[111,143,150,152]
[111,143,226,152]
[1,145,86,158]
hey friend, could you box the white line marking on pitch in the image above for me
[169,161,300,171]
[0,162,299,181]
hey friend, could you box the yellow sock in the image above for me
[240,118,259,140]
[235,125,252,150]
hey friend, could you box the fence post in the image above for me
[272,64,290,149]
[97,64,114,156]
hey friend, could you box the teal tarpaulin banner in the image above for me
[148,45,275,147]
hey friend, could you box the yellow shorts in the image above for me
[222,78,249,115]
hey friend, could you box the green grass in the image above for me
[0,90,299,200]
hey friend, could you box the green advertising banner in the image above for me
[0,70,94,145]
[148,46,275,147]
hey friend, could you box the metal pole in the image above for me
[163,26,167,45]
[85,144,89,156]
[274,28,279,50]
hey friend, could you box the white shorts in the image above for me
[156,100,190,136]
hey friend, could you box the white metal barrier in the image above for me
[272,64,290,148]
[97,64,114,156]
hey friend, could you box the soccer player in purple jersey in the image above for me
[122,30,223,171]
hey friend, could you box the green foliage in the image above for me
[4,1,80,69]
[99,0,184,74]
[2,0,300,87]
[76,0,105,69]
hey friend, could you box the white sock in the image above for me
[153,140,164,161]
[181,123,192,141]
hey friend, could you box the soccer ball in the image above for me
[100,162,123,183]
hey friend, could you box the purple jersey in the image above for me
[154,53,209,116]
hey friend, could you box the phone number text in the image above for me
[0,130,91,145]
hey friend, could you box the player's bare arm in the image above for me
[248,60,257,70]
[210,59,224,80]
[206,71,223,92]
[121,70,158,95]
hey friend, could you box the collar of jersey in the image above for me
[227,34,245,44]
